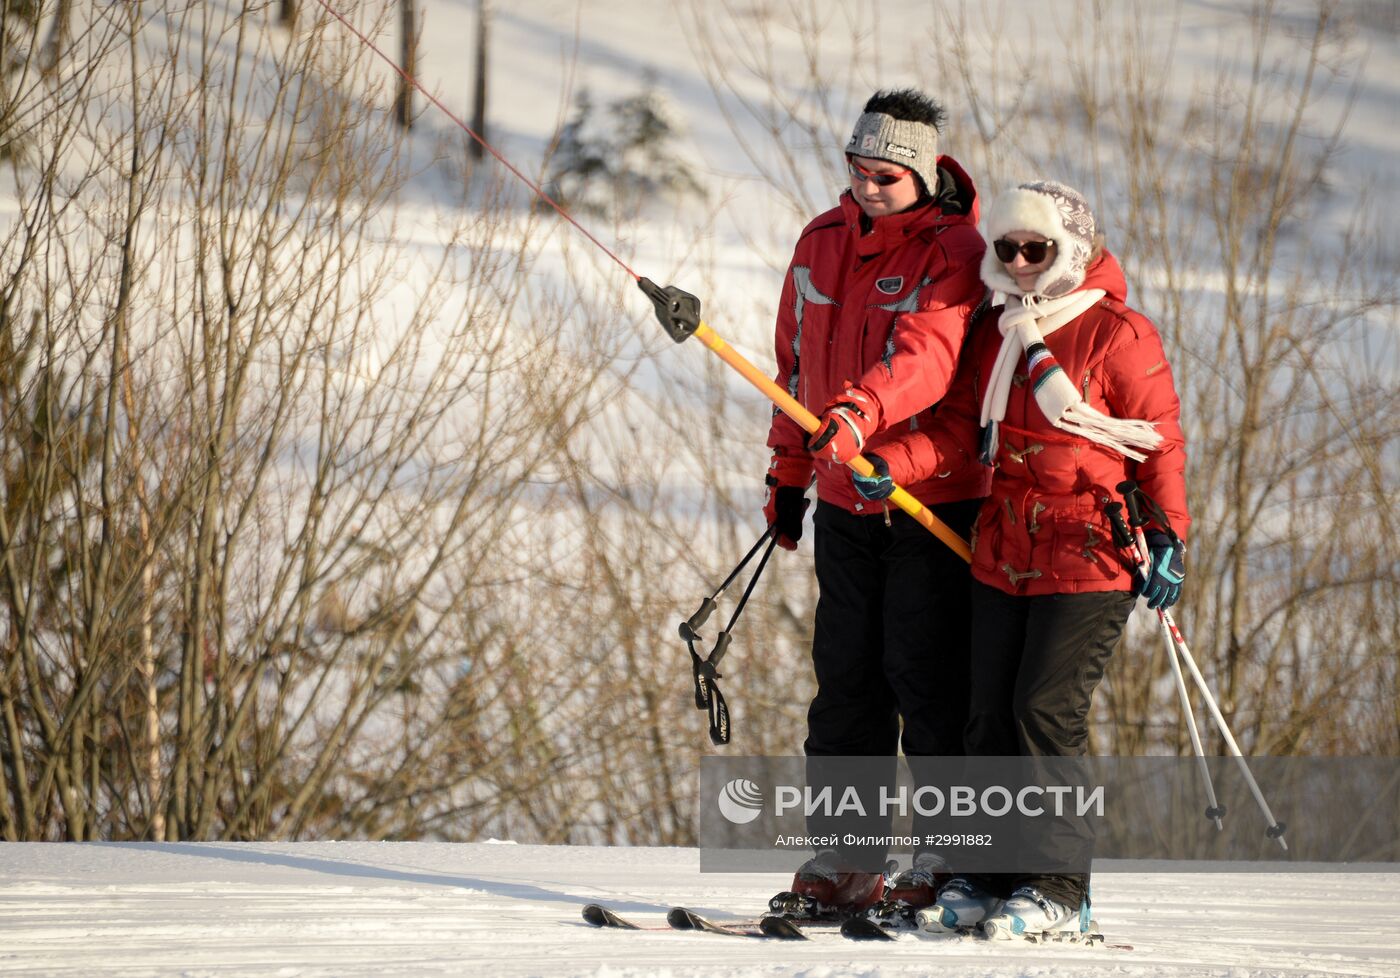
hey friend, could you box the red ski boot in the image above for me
[768,853,886,919]
[882,851,949,910]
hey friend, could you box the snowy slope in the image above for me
[2,842,1398,978]
[0,3,1396,976]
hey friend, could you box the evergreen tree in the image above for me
[546,77,704,215]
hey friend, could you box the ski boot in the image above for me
[914,876,1002,933]
[768,852,886,919]
[981,885,1090,941]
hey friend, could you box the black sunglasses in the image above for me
[993,238,1055,264]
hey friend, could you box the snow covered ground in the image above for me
[0,3,1396,976]
[2,842,1398,977]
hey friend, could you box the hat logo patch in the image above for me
[885,142,917,159]
[876,276,904,295]
[859,134,878,152]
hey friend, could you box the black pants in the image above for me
[964,581,1136,908]
[803,498,980,869]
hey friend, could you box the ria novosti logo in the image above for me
[716,778,763,824]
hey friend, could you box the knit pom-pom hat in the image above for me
[981,181,1098,299]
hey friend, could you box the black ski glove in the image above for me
[764,478,810,551]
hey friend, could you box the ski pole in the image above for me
[1118,481,1288,850]
[1106,501,1224,832]
[639,279,973,564]
[680,525,781,745]
[678,524,776,648]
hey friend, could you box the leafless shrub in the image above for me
[0,1,612,840]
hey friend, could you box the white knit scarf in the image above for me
[979,290,1164,463]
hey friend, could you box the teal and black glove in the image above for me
[851,454,895,502]
[1137,530,1185,610]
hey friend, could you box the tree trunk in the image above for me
[469,0,489,158]
[395,0,416,129]
[39,0,71,76]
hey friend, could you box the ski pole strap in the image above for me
[686,640,710,709]
[699,660,730,745]
[683,640,730,744]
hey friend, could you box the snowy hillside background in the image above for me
[0,0,1397,972]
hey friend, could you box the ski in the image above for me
[581,903,850,939]
[841,915,898,941]
[1016,928,1133,951]
[666,906,762,937]
[670,906,847,938]
[581,904,648,930]
[840,913,971,941]
[757,915,809,940]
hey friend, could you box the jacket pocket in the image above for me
[975,494,1047,590]
[1045,511,1120,586]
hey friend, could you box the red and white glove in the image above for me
[808,384,880,465]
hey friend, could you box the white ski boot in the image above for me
[981,885,1088,940]
[914,877,1001,932]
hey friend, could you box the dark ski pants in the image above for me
[963,581,1136,909]
[802,498,980,869]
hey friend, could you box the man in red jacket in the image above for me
[762,89,990,917]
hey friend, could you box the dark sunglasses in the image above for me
[993,238,1055,264]
[847,157,911,187]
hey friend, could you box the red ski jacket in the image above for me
[765,157,991,514]
[876,251,1190,595]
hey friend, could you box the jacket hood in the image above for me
[1080,249,1127,303]
[933,155,980,223]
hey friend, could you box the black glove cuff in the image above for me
[773,485,809,539]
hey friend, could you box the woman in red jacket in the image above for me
[854,181,1189,937]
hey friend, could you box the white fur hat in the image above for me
[981,181,1098,298]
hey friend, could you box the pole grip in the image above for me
[1104,502,1135,550]
[679,597,716,642]
[708,631,733,668]
[1118,479,1147,528]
